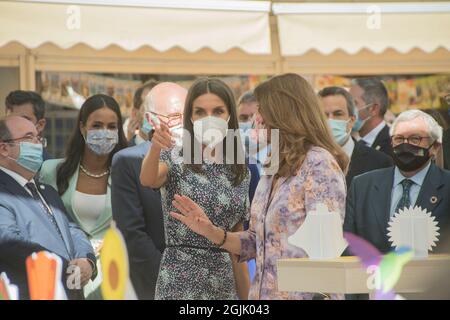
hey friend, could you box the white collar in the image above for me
[135,134,147,146]
[361,121,386,147]
[0,165,35,188]
[342,137,355,158]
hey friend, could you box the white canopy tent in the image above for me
[0,0,449,98]
[0,0,272,54]
[273,2,450,56]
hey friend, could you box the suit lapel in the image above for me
[371,167,395,235]
[35,181,72,255]
[0,170,69,255]
[372,125,389,150]
[415,164,444,213]
[348,142,365,171]
[0,169,32,199]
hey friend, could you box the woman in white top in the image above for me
[40,94,128,299]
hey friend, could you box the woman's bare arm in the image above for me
[140,120,172,188]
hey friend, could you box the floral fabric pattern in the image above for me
[239,146,347,300]
[155,149,250,300]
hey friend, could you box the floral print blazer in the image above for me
[239,146,347,300]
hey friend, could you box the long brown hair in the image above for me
[253,73,349,177]
[56,94,128,195]
[182,77,247,186]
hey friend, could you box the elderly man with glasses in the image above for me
[0,116,96,300]
[5,90,52,161]
[344,109,450,254]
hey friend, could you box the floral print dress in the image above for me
[155,149,250,300]
[239,146,347,300]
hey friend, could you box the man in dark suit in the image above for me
[350,78,393,158]
[111,141,165,300]
[237,91,263,282]
[0,116,95,300]
[318,86,393,187]
[344,110,450,254]
[5,90,52,161]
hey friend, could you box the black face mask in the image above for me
[392,143,433,172]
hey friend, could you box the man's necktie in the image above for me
[25,182,65,241]
[394,179,414,214]
[357,140,369,147]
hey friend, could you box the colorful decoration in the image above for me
[0,273,18,300]
[26,251,66,300]
[344,232,413,300]
[100,221,136,300]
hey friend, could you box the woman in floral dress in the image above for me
[140,78,250,300]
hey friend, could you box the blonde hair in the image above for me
[254,73,349,177]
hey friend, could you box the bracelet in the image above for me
[215,228,227,247]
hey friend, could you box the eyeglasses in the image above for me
[357,103,374,113]
[2,134,47,148]
[391,135,432,146]
[150,111,182,128]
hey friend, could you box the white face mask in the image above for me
[192,116,229,147]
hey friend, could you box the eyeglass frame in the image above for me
[391,134,433,147]
[149,111,183,127]
[1,134,47,148]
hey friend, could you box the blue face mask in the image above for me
[141,117,153,135]
[239,121,253,132]
[9,142,44,173]
[328,119,350,146]
[352,113,365,132]
[352,103,373,132]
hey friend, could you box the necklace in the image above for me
[79,164,110,178]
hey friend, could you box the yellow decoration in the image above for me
[100,221,129,300]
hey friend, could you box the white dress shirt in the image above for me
[134,133,146,146]
[361,121,386,147]
[342,137,355,158]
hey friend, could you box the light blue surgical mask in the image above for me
[8,142,44,173]
[239,121,253,132]
[85,129,118,155]
[328,119,351,146]
[352,103,373,132]
[141,117,153,135]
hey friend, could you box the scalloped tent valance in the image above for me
[0,0,272,54]
[273,2,450,56]
[1,1,449,59]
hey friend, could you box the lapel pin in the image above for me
[430,196,438,204]
[40,185,45,190]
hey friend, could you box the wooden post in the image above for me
[19,50,36,91]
